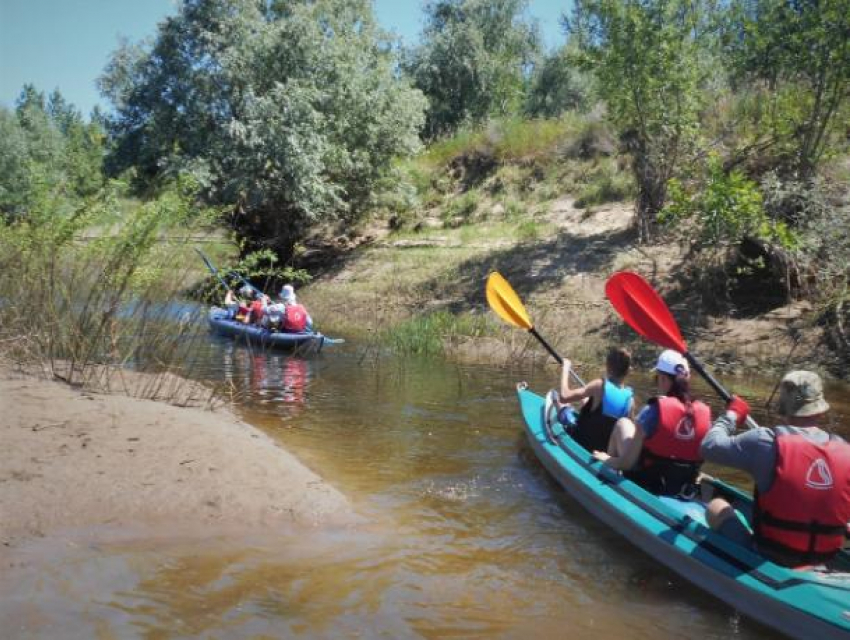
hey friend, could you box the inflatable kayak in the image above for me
[207,308,342,352]
[516,384,850,640]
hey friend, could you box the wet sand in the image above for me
[0,364,358,553]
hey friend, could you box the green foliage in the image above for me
[502,197,524,220]
[226,248,311,295]
[405,0,542,138]
[442,191,481,226]
[384,310,492,356]
[660,157,795,248]
[515,218,545,241]
[417,116,583,169]
[0,176,216,385]
[574,160,635,208]
[568,0,719,238]
[0,86,104,218]
[525,44,591,117]
[724,0,850,177]
[101,0,426,258]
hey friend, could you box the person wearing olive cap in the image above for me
[700,370,850,568]
[594,349,712,497]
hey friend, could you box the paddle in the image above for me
[486,272,585,386]
[227,270,266,299]
[195,248,231,293]
[605,271,758,429]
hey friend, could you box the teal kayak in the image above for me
[517,384,850,640]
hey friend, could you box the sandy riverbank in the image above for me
[0,364,357,551]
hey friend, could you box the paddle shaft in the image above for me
[528,328,586,387]
[195,248,230,292]
[228,270,266,298]
[684,352,759,430]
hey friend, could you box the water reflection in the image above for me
[216,341,312,415]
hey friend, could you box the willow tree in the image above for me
[405,0,541,138]
[725,0,850,180]
[568,0,720,240]
[100,0,426,258]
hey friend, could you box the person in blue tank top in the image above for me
[544,347,634,452]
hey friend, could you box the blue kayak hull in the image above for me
[207,309,328,351]
[517,385,850,640]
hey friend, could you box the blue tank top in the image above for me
[571,379,633,453]
[601,379,633,419]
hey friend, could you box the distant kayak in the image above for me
[207,307,343,352]
[516,384,850,640]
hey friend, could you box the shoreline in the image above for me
[0,364,358,552]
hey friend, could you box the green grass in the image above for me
[383,310,494,356]
[416,115,584,170]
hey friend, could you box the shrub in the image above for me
[0,178,217,390]
[384,310,492,356]
[442,191,481,227]
[574,160,635,208]
[660,157,795,249]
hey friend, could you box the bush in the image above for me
[574,160,635,208]
[0,178,217,389]
[660,157,795,248]
[442,191,481,227]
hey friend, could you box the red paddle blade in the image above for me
[605,272,687,353]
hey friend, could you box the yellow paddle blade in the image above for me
[486,272,533,330]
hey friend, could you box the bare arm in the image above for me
[558,359,603,406]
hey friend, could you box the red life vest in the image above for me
[755,429,850,562]
[249,299,265,323]
[642,396,710,463]
[283,303,308,332]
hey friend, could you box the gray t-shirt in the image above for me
[699,413,832,493]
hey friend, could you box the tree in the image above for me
[525,43,590,118]
[0,86,104,218]
[724,0,850,179]
[100,0,426,258]
[568,0,720,240]
[405,0,541,138]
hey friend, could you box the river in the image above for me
[4,324,849,639]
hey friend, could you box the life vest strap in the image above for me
[758,510,846,536]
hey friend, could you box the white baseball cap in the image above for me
[655,349,689,376]
[281,284,296,302]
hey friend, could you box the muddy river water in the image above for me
[4,328,849,639]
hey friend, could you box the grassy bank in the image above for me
[299,117,846,378]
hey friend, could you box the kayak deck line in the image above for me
[516,385,850,640]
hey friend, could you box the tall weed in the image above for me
[0,177,219,395]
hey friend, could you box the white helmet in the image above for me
[281,284,296,303]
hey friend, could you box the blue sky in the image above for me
[0,0,571,118]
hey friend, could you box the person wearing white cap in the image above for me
[593,349,712,498]
[700,371,850,567]
[278,284,313,333]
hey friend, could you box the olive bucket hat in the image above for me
[777,370,830,418]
